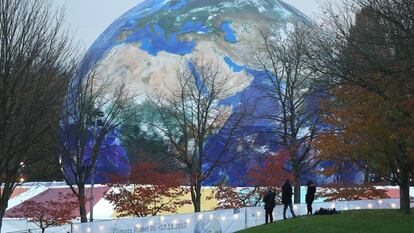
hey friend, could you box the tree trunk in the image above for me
[78,185,88,222]
[0,203,6,232]
[399,170,411,215]
[293,169,301,204]
[193,197,201,212]
[0,187,12,232]
[195,184,202,212]
[189,181,202,212]
[294,178,301,204]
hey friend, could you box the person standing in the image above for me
[262,187,276,224]
[306,180,316,215]
[282,179,296,219]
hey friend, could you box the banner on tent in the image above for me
[72,209,246,233]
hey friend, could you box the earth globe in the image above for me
[79,0,315,185]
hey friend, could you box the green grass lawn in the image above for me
[237,209,413,233]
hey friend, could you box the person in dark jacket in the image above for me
[306,180,316,215]
[262,187,276,224]
[282,179,296,219]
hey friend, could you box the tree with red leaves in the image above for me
[319,184,389,202]
[246,150,293,188]
[105,163,191,217]
[315,84,413,212]
[211,151,292,209]
[8,193,78,233]
[209,186,263,210]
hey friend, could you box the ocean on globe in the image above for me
[76,0,362,185]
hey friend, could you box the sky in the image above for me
[56,0,327,52]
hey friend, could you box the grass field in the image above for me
[237,209,413,233]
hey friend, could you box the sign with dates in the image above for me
[72,209,245,233]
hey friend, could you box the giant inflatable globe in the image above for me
[80,0,317,185]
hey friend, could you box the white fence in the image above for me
[70,199,411,233]
[1,219,70,233]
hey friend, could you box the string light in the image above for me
[87,227,91,232]
[391,203,397,208]
[293,205,298,210]
[135,224,141,228]
[198,214,203,220]
[149,220,154,225]
[368,204,373,209]
[221,216,226,221]
[233,214,239,219]
[209,214,214,219]
[173,220,178,224]
[99,225,104,231]
[186,219,191,224]
[256,211,261,216]
[160,216,165,221]
[330,204,336,209]
[378,200,384,204]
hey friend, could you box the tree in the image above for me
[59,63,135,222]
[211,150,292,209]
[252,22,321,203]
[105,163,191,217]
[315,84,414,213]
[8,193,78,233]
[150,58,246,212]
[310,0,414,214]
[246,150,293,188]
[119,101,180,172]
[319,184,389,202]
[0,0,73,229]
[210,186,264,210]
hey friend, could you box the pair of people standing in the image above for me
[262,179,316,223]
[262,180,296,223]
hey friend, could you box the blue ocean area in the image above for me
[220,21,237,43]
[224,56,245,72]
[136,25,196,56]
[187,61,209,96]
[169,0,189,10]
[181,21,210,34]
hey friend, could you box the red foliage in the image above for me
[211,151,292,209]
[209,186,265,210]
[105,163,191,217]
[319,184,389,202]
[8,193,78,233]
[246,150,293,187]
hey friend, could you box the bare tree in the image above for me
[310,0,414,214]
[252,22,321,203]
[0,0,73,230]
[150,59,246,212]
[59,62,135,222]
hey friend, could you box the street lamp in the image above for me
[90,110,104,222]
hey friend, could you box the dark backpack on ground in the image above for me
[314,208,341,215]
